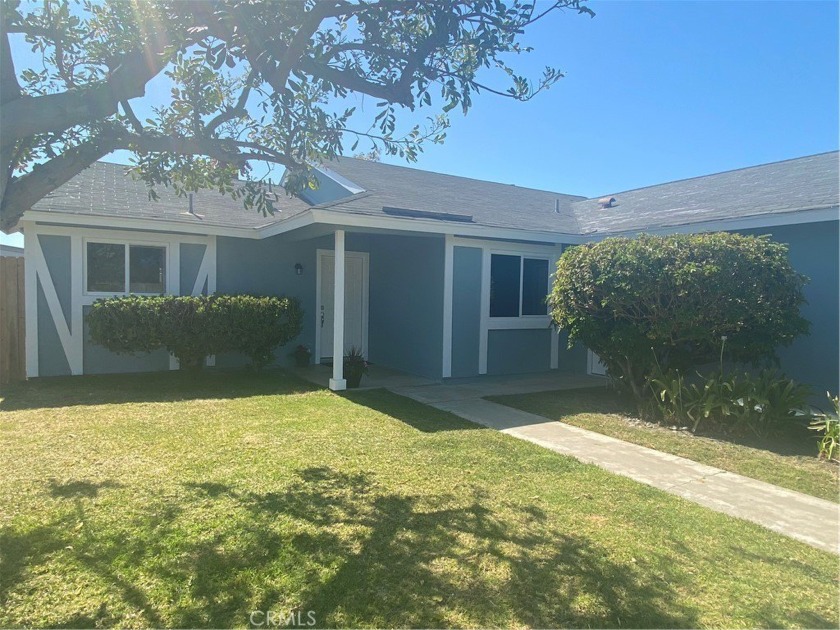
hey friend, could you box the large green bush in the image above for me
[88,294,303,370]
[549,233,809,399]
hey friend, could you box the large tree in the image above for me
[0,0,592,230]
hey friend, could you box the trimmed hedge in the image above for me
[549,232,809,400]
[87,294,303,370]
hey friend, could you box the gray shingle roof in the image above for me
[319,158,585,233]
[571,151,839,235]
[26,151,839,236]
[30,161,311,229]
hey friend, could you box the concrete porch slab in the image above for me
[291,363,437,390]
[393,372,606,403]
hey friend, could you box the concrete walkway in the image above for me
[392,380,840,555]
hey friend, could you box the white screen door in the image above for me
[319,251,368,360]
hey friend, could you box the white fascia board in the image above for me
[308,208,585,244]
[588,206,839,240]
[23,211,261,239]
[257,212,317,238]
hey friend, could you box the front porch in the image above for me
[292,362,605,398]
[291,363,438,390]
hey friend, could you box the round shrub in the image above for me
[549,232,809,399]
[87,294,303,370]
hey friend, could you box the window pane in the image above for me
[129,246,166,293]
[522,258,549,315]
[490,254,520,317]
[87,242,125,293]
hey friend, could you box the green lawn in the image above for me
[489,387,840,503]
[1,372,838,628]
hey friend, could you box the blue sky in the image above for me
[3,0,838,247]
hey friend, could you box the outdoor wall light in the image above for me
[294,263,304,276]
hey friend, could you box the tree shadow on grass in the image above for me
[340,388,482,433]
[48,479,123,499]
[0,368,319,411]
[0,465,705,628]
[11,467,835,628]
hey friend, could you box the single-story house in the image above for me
[12,151,839,393]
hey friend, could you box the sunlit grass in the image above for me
[1,371,837,628]
[490,387,840,503]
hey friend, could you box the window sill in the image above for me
[486,316,551,330]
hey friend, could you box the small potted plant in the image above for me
[343,346,368,388]
[291,344,312,367]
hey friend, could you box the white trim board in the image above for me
[21,221,216,377]
[22,205,836,253]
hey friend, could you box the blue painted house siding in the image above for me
[215,234,315,368]
[739,220,839,396]
[451,246,482,377]
[365,233,444,379]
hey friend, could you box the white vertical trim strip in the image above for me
[329,230,347,390]
[478,248,491,375]
[69,235,83,374]
[23,223,39,378]
[442,235,454,378]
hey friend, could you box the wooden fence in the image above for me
[0,256,25,384]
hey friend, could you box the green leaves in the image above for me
[809,393,840,461]
[87,294,304,371]
[5,0,594,229]
[649,366,811,437]
[549,232,810,400]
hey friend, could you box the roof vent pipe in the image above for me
[554,199,560,214]
[183,192,204,220]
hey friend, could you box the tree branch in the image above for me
[206,70,256,135]
[0,45,171,148]
[298,57,413,106]
[0,32,21,105]
[0,135,119,230]
[104,130,297,170]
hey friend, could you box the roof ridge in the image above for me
[333,156,587,200]
[579,150,840,201]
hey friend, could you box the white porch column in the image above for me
[329,229,347,391]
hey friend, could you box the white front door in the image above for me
[318,250,368,360]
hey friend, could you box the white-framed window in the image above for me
[85,240,167,295]
[489,253,550,318]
